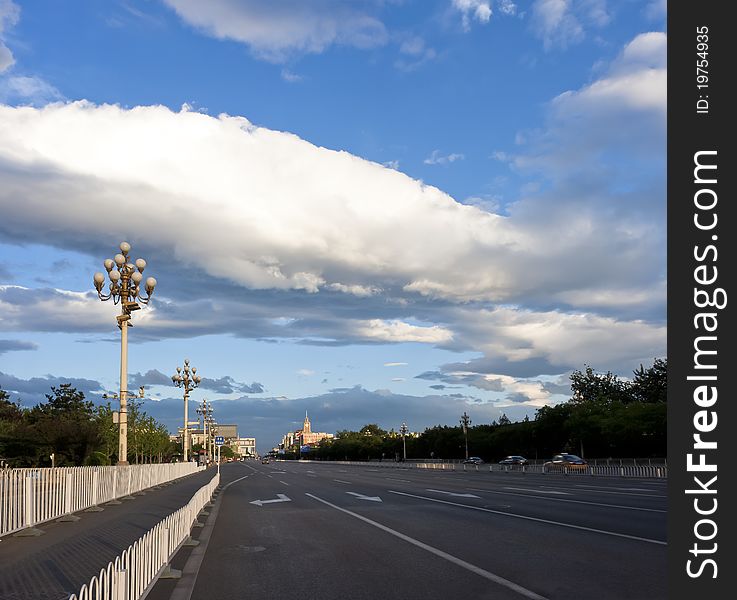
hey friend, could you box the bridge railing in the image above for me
[0,463,204,537]
[68,471,219,600]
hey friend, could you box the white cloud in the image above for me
[162,0,388,62]
[423,149,465,165]
[0,75,63,105]
[530,0,609,50]
[452,0,492,31]
[355,320,453,344]
[0,0,20,73]
[297,369,315,376]
[498,0,517,16]
[280,69,303,83]
[384,362,408,367]
[326,283,382,297]
[449,305,665,376]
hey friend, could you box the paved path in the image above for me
[0,466,223,600]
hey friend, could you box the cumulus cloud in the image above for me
[355,319,453,344]
[0,29,666,384]
[452,0,492,30]
[162,0,388,62]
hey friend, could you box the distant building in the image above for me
[236,437,256,457]
[214,424,238,441]
[294,412,333,448]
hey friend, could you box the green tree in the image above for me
[570,366,632,405]
[28,384,100,466]
[630,358,667,404]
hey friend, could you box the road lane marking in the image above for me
[249,494,292,507]
[465,488,666,513]
[279,481,289,486]
[575,484,656,492]
[426,489,481,498]
[346,492,383,502]
[389,491,666,545]
[386,478,412,483]
[305,493,549,600]
[334,479,351,484]
[504,487,570,495]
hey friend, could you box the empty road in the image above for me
[150,461,666,600]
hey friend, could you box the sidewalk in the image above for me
[0,466,219,600]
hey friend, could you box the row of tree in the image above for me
[288,359,667,462]
[0,384,177,467]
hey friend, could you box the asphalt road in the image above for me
[150,461,666,600]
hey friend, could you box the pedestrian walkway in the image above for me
[0,466,221,600]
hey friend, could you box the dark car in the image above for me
[543,453,588,471]
[498,455,528,465]
[463,456,484,464]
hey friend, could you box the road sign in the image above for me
[215,436,225,446]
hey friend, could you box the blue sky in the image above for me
[0,0,666,452]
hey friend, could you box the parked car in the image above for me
[463,456,484,464]
[498,455,528,465]
[261,458,270,464]
[544,453,588,471]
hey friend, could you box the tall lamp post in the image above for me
[399,422,408,461]
[460,412,471,460]
[171,359,201,462]
[94,241,156,466]
[196,398,213,464]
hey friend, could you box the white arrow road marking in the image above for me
[504,487,570,495]
[426,489,480,498]
[249,494,291,507]
[346,492,383,502]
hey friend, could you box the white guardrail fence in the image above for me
[69,471,219,600]
[0,463,203,537]
[296,460,667,478]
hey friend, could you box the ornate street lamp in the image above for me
[399,422,408,461]
[460,412,471,460]
[94,241,156,465]
[196,398,213,464]
[171,359,201,462]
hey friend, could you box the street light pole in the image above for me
[460,412,471,460]
[94,241,156,466]
[171,359,201,462]
[196,398,213,464]
[400,422,408,461]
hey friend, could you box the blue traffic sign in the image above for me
[214,436,225,446]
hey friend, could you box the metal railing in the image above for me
[295,460,667,478]
[69,471,219,600]
[1,463,204,537]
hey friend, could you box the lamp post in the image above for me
[196,398,213,464]
[399,422,408,461]
[94,241,156,466]
[460,412,471,460]
[171,359,201,462]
